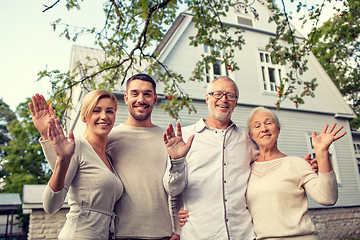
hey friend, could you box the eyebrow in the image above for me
[94,106,115,110]
[129,89,153,92]
[253,117,272,124]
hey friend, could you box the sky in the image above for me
[0,0,339,112]
[0,0,105,111]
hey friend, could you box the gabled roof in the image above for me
[151,2,356,118]
[154,13,187,56]
[69,45,148,92]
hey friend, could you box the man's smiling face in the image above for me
[206,78,237,123]
[124,79,157,122]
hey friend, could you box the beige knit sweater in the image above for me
[246,156,338,240]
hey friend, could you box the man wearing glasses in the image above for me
[163,76,257,240]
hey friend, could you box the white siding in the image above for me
[169,24,352,116]
[66,0,360,209]
[147,100,360,208]
[157,2,354,117]
[65,85,360,209]
[157,21,208,98]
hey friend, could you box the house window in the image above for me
[259,51,284,93]
[306,134,341,184]
[353,143,360,174]
[234,2,254,27]
[203,44,229,83]
[237,16,253,26]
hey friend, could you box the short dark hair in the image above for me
[126,74,156,93]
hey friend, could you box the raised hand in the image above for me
[312,123,346,151]
[163,122,195,159]
[29,94,56,140]
[48,118,75,163]
[47,118,75,192]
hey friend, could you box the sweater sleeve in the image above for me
[42,183,68,214]
[303,170,338,206]
[42,141,81,214]
[163,157,187,197]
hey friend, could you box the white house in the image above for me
[55,1,360,239]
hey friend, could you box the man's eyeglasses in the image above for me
[208,91,238,101]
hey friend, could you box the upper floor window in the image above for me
[259,50,285,93]
[234,1,258,27]
[203,44,230,83]
[353,143,360,174]
[307,134,341,184]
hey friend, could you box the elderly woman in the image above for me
[246,107,345,240]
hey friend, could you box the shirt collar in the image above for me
[194,118,238,133]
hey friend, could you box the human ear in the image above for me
[124,93,128,105]
[249,130,255,140]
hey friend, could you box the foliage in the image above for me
[38,0,359,122]
[0,99,17,147]
[263,0,328,108]
[38,0,331,120]
[1,99,50,195]
[37,69,74,123]
[310,0,360,129]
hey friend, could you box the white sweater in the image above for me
[246,156,338,240]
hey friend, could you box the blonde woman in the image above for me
[29,90,123,239]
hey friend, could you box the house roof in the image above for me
[0,193,21,211]
[69,45,147,92]
[22,184,69,213]
[153,13,187,56]
[352,131,360,137]
[151,3,356,118]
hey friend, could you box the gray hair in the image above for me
[206,76,239,98]
[247,107,281,133]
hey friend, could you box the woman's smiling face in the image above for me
[249,111,280,148]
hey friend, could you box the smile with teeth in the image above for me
[135,105,149,110]
[97,123,110,126]
[216,105,229,109]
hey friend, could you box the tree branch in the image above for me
[43,0,61,13]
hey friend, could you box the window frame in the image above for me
[258,50,286,94]
[234,2,255,27]
[203,44,231,84]
[353,143,360,174]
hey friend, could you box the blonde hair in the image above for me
[80,90,118,122]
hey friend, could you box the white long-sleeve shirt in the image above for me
[163,118,258,240]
